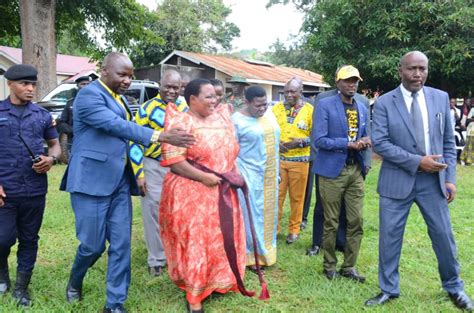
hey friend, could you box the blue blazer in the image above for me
[310,90,372,167]
[372,86,456,199]
[60,80,154,196]
[313,94,369,178]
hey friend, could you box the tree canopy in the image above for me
[0,0,157,59]
[129,0,240,68]
[307,0,473,95]
[264,37,318,70]
[269,0,473,96]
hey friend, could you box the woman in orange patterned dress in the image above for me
[159,79,246,312]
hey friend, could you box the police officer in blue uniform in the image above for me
[0,64,60,307]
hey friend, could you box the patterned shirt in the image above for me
[130,94,188,179]
[344,101,359,161]
[272,101,313,162]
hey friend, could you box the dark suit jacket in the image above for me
[60,80,154,196]
[372,86,456,199]
[313,94,370,178]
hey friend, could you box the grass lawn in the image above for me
[1,160,473,312]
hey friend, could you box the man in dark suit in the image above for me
[313,65,370,282]
[366,51,472,311]
[61,52,194,313]
[57,75,92,162]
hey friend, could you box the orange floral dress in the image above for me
[159,103,246,305]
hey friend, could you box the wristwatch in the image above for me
[150,130,162,144]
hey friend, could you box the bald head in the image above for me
[102,52,133,71]
[399,51,429,92]
[284,77,303,106]
[286,77,303,90]
[101,52,134,94]
[399,51,428,67]
[160,70,182,103]
[179,73,191,96]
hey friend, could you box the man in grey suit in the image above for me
[366,51,472,311]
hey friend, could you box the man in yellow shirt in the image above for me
[272,77,313,244]
[131,69,189,276]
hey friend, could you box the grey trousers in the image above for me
[140,157,168,267]
[378,172,464,296]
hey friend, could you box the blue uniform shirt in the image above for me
[0,98,58,197]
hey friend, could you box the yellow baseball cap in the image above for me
[336,65,363,81]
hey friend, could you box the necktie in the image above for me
[411,92,426,155]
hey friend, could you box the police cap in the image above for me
[4,64,38,82]
[75,75,92,84]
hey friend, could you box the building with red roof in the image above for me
[136,50,330,101]
[0,45,97,99]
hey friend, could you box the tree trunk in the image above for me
[19,0,57,100]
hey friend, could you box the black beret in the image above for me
[75,75,92,83]
[4,64,38,82]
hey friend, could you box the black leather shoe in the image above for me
[103,305,128,313]
[339,268,366,283]
[306,245,320,256]
[300,220,307,231]
[323,269,339,280]
[448,291,473,311]
[365,292,399,306]
[66,280,82,303]
[286,234,300,244]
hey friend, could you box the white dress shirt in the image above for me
[400,84,431,155]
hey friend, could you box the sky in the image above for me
[136,0,304,52]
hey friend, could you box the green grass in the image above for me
[1,160,473,312]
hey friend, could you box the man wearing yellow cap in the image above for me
[313,65,371,282]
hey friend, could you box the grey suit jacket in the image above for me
[372,86,456,199]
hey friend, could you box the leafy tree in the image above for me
[130,0,240,67]
[301,0,473,95]
[0,0,21,47]
[2,0,159,98]
[265,38,319,70]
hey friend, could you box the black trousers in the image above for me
[302,171,347,248]
[0,196,46,272]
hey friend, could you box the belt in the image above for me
[345,158,358,166]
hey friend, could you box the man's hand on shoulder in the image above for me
[160,128,196,147]
[419,155,448,173]
[0,185,6,207]
[445,183,456,203]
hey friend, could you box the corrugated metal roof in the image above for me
[0,46,97,75]
[161,50,329,88]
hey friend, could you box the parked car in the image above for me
[38,79,160,119]
[39,80,160,159]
